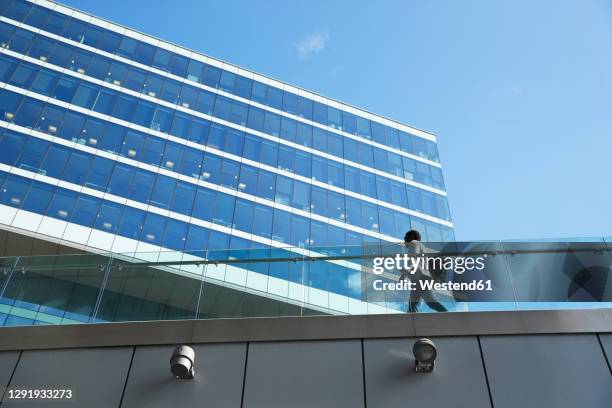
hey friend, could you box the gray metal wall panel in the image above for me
[0,351,20,393]
[121,343,246,408]
[363,336,491,408]
[599,333,612,371]
[480,334,612,408]
[1,347,132,407]
[243,340,364,408]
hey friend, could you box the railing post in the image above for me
[89,253,114,323]
[0,256,20,302]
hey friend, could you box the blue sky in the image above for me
[60,0,612,241]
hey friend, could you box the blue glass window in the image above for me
[229,101,248,126]
[282,92,298,115]
[112,95,137,122]
[293,151,311,178]
[295,123,312,147]
[98,123,126,153]
[117,206,144,240]
[98,31,122,54]
[82,25,104,49]
[263,112,281,136]
[232,161,254,193]
[92,89,118,115]
[152,48,171,71]
[170,113,192,140]
[46,189,77,220]
[272,209,291,243]
[327,162,343,188]
[133,42,156,65]
[85,157,113,191]
[212,194,235,227]
[251,81,267,104]
[0,55,17,82]
[218,160,239,189]
[72,82,98,108]
[291,181,310,211]
[15,137,48,173]
[0,131,25,166]
[40,145,69,178]
[327,132,343,157]
[5,0,32,21]
[132,101,155,128]
[82,118,106,148]
[129,169,154,203]
[141,213,166,245]
[259,140,278,167]
[161,142,183,171]
[124,68,146,92]
[53,76,79,102]
[186,59,205,83]
[8,63,38,88]
[203,65,221,88]
[234,76,252,99]
[371,122,385,145]
[149,175,176,209]
[234,198,254,232]
[187,118,210,144]
[171,182,196,215]
[192,188,214,221]
[59,112,85,142]
[342,112,357,135]
[195,91,215,115]
[185,224,209,252]
[357,117,371,139]
[212,96,232,121]
[280,117,297,142]
[105,62,128,86]
[219,70,235,93]
[252,204,272,239]
[256,171,275,201]
[15,98,44,128]
[61,152,92,185]
[71,196,100,227]
[179,85,198,109]
[163,218,187,250]
[311,157,327,183]
[327,191,345,221]
[151,107,173,133]
[247,106,265,131]
[10,28,35,54]
[168,54,189,77]
[0,175,29,208]
[160,80,181,104]
[30,69,58,95]
[359,172,376,198]
[21,182,54,214]
[106,163,134,197]
[274,176,292,206]
[0,90,22,121]
[206,125,223,150]
[48,43,72,67]
[390,181,408,208]
[266,87,283,110]
[223,129,244,156]
[297,97,313,120]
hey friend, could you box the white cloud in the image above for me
[296,32,329,59]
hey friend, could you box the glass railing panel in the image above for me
[95,261,201,323]
[0,254,109,326]
[502,241,612,310]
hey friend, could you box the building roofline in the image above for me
[32,0,437,139]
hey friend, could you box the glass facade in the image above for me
[0,0,454,325]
